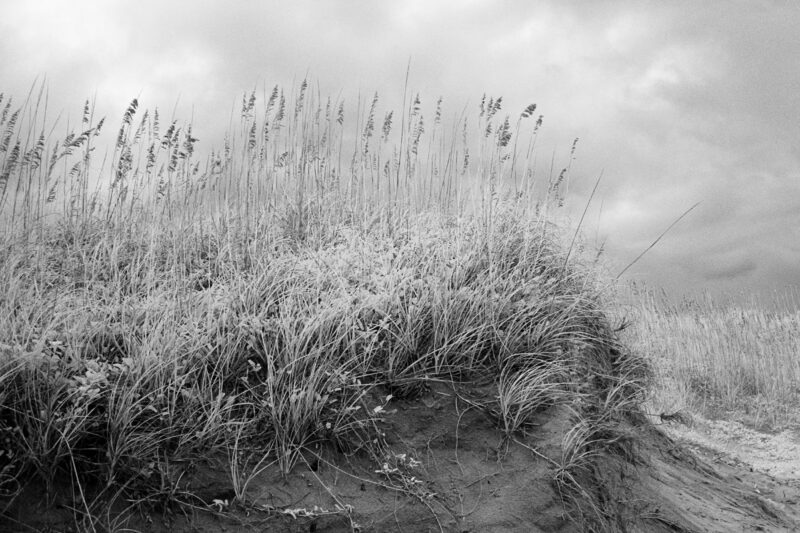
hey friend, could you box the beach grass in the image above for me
[0,81,647,531]
[622,284,800,431]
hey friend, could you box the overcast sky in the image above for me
[2,0,799,303]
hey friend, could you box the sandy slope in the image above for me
[651,416,800,532]
[4,383,799,532]
[138,384,800,532]
[589,421,800,532]
[664,416,800,481]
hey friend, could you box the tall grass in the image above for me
[623,283,800,430]
[0,80,644,530]
[0,82,556,242]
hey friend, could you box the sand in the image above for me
[4,382,799,532]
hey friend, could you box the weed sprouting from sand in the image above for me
[496,360,570,435]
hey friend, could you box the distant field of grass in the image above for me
[0,82,650,530]
[622,284,800,431]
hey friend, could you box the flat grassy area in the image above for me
[622,284,800,431]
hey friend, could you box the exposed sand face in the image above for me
[664,416,800,481]
[162,382,580,532]
[149,389,800,532]
[592,422,800,533]
[4,383,799,532]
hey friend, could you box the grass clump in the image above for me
[0,81,649,531]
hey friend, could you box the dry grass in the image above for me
[622,283,800,431]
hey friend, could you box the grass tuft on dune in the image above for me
[0,81,650,531]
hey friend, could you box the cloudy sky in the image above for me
[2,0,799,302]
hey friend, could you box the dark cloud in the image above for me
[698,256,758,281]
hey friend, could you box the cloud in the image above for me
[698,255,758,281]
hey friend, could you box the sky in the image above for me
[2,0,799,303]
